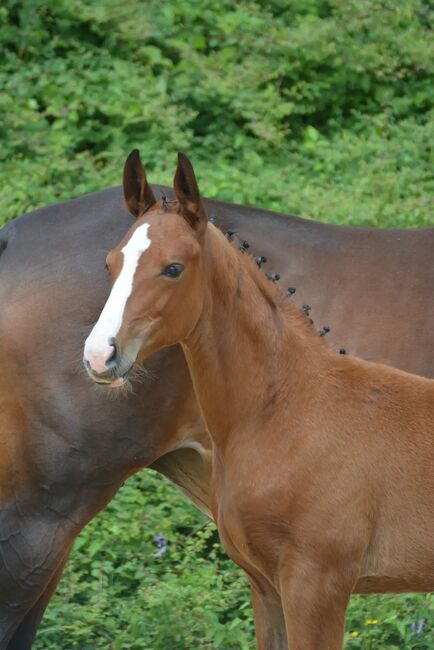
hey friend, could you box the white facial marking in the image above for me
[85,222,151,357]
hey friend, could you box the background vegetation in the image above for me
[0,0,432,647]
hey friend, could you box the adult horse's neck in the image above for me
[182,225,332,453]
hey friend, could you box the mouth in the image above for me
[83,360,134,389]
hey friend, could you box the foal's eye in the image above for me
[162,263,184,279]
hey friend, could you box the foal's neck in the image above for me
[182,225,331,451]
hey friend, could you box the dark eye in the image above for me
[162,263,184,279]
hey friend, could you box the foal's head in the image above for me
[84,151,209,387]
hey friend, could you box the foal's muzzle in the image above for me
[83,337,132,386]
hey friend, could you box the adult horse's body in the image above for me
[85,151,434,649]
[1,179,434,647]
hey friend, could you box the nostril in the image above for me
[106,337,119,369]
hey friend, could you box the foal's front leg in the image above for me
[250,583,288,650]
[280,561,358,650]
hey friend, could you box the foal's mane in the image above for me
[207,222,324,342]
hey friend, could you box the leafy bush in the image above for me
[0,0,433,224]
[1,1,432,647]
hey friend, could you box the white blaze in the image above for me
[85,222,151,357]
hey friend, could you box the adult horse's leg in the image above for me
[279,561,358,650]
[0,334,80,646]
[6,546,71,650]
[0,504,80,648]
[250,584,287,650]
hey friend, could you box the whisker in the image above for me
[72,355,87,377]
[129,362,156,385]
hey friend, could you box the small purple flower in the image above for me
[153,532,168,558]
[411,620,425,637]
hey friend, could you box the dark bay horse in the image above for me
[1,164,434,647]
[85,151,433,650]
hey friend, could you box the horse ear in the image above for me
[123,149,156,218]
[173,152,207,235]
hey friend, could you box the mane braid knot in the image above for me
[256,255,267,268]
[266,272,280,282]
[161,195,177,211]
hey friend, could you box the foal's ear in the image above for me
[173,152,207,235]
[123,149,156,218]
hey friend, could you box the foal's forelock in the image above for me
[85,222,152,352]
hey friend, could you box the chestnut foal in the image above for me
[86,152,434,649]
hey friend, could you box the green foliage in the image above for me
[35,472,254,650]
[0,0,433,225]
[1,1,433,647]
